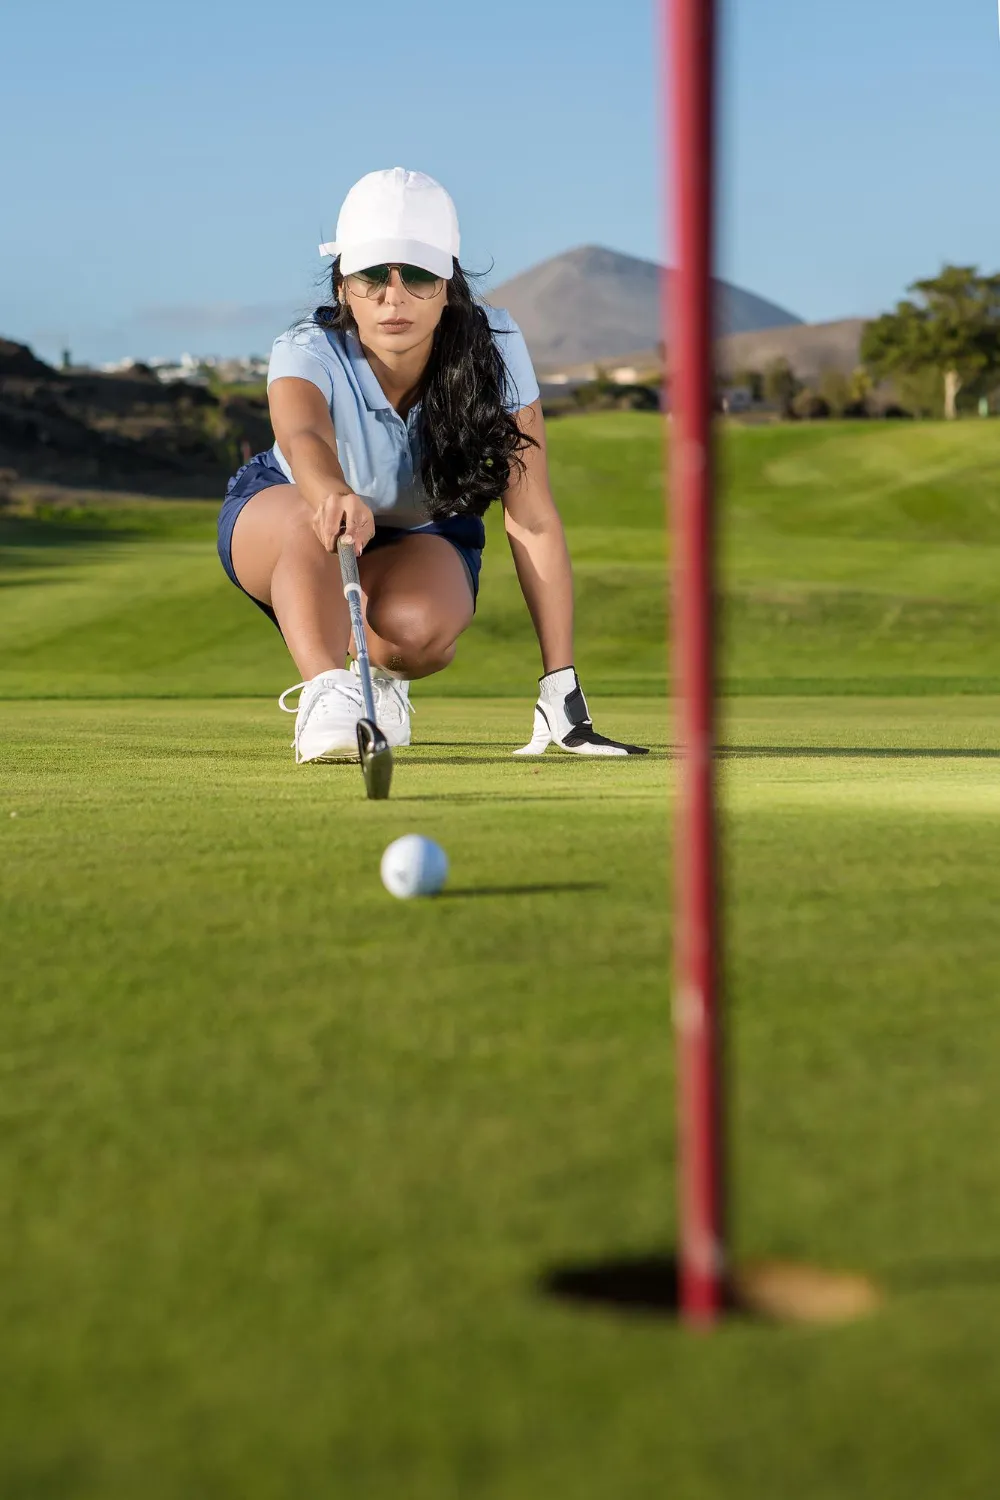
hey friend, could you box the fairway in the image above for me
[3,419,1000,1497]
[8,414,1000,702]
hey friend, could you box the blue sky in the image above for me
[2,0,998,365]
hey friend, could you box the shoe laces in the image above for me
[278,680,308,715]
[278,676,364,714]
[374,677,415,724]
[348,660,415,725]
[278,676,364,761]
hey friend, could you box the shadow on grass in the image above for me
[722,745,1000,760]
[0,513,152,549]
[396,792,611,804]
[540,1253,681,1319]
[401,752,671,766]
[438,881,607,899]
[0,514,156,589]
[395,755,515,766]
[417,741,669,755]
[0,573,68,588]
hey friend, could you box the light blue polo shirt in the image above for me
[266,305,539,529]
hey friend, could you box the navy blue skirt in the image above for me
[217,449,485,628]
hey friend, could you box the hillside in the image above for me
[0,337,271,495]
[487,244,801,370]
[537,317,869,388]
[716,317,867,380]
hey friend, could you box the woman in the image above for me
[217,166,647,762]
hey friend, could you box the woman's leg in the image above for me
[359,534,476,678]
[229,484,353,680]
[229,487,475,681]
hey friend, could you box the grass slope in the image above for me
[3,697,1000,1498]
[4,416,1000,697]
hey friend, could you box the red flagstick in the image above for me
[664,0,726,1324]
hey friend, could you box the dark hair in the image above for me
[305,258,538,520]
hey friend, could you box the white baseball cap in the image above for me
[319,167,460,280]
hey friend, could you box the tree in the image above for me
[894,366,943,420]
[861,265,1000,420]
[733,367,764,402]
[848,366,873,408]
[818,369,852,417]
[763,357,800,418]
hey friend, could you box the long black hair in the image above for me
[306,258,538,520]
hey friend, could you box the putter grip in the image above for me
[337,534,360,591]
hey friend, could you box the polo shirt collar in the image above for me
[344,328,393,412]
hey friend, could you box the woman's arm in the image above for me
[268,376,374,553]
[501,399,574,673]
[503,399,649,757]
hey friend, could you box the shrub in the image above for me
[615,386,660,411]
[763,357,800,418]
[791,390,830,420]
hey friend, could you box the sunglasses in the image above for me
[344,263,445,300]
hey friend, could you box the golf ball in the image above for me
[380,835,449,899]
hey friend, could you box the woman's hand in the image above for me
[311,490,375,554]
[513,668,649,757]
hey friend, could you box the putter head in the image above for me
[356,718,393,800]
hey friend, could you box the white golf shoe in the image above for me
[278,669,366,762]
[349,659,413,748]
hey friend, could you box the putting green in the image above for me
[3,694,1000,1499]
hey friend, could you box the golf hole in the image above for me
[541,1254,881,1325]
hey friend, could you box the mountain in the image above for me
[486,245,802,372]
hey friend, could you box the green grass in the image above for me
[7,414,1000,698]
[3,419,1000,1497]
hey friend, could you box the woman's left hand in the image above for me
[512,667,649,757]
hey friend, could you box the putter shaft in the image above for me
[337,534,393,800]
[337,536,378,722]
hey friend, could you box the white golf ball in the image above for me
[380,835,449,899]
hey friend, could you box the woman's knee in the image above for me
[417,636,458,672]
[368,598,460,671]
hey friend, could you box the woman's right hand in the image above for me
[311,490,375,554]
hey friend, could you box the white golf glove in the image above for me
[513,667,649,757]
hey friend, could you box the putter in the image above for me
[337,534,393,800]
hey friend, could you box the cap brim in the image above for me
[323,238,454,279]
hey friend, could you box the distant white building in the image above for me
[98,356,141,374]
[97,351,267,386]
[721,388,753,414]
